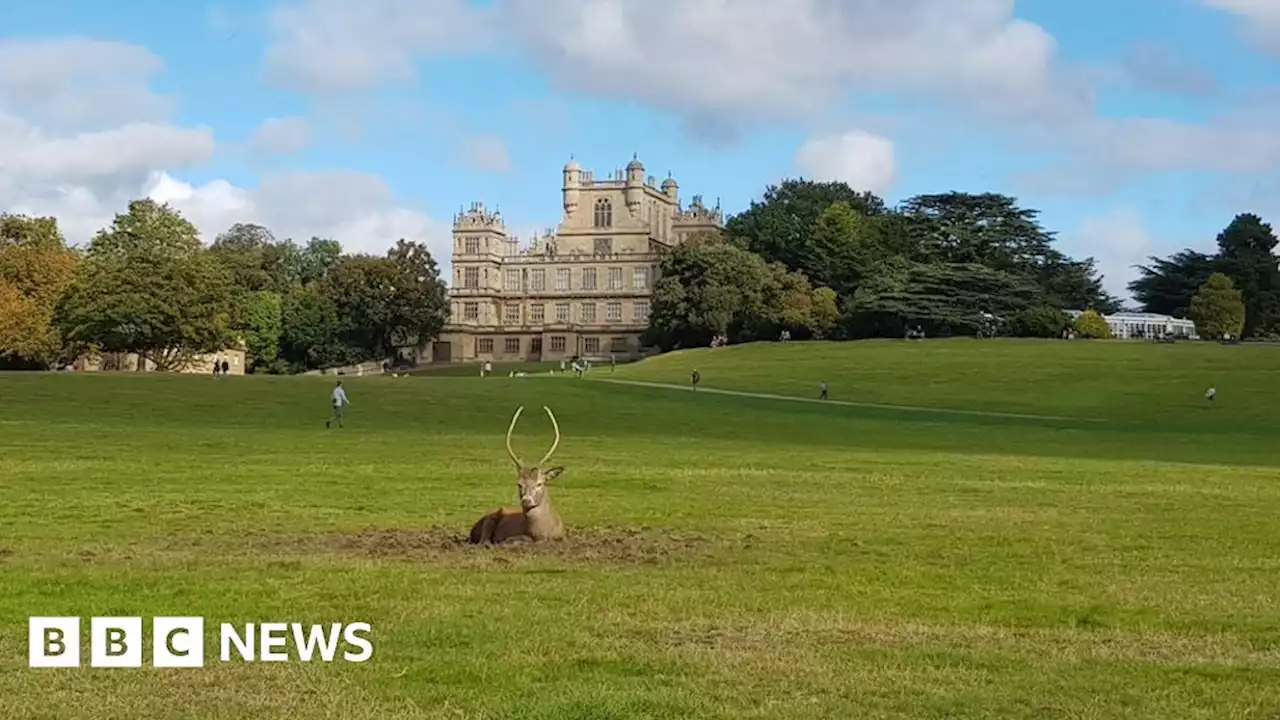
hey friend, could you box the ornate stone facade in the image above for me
[429,156,723,363]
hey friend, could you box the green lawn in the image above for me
[2,339,1279,718]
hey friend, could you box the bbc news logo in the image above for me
[29,617,373,668]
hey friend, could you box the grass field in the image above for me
[2,338,1279,719]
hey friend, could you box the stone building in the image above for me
[428,156,724,363]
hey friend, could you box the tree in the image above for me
[279,282,352,370]
[809,287,839,339]
[242,291,283,371]
[844,259,1043,338]
[646,232,778,349]
[1213,213,1278,337]
[1009,305,1071,338]
[1073,309,1112,339]
[55,200,236,371]
[1189,272,1246,339]
[726,179,886,289]
[807,201,889,295]
[1129,250,1219,318]
[384,239,450,348]
[300,237,343,285]
[0,214,81,366]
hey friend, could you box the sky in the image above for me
[2,0,1279,303]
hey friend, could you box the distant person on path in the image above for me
[212,358,221,377]
[1204,386,1217,405]
[610,353,616,372]
[691,369,700,392]
[221,359,230,375]
[819,381,827,401]
[327,380,349,428]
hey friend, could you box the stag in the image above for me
[468,405,566,544]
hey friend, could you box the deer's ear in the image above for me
[543,466,565,482]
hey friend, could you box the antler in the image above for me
[505,406,525,467]
[536,406,560,466]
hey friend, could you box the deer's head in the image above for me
[505,405,564,511]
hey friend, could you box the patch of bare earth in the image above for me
[259,525,717,566]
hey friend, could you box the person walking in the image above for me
[819,381,828,401]
[691,369,700,392]
[327,380,350,428]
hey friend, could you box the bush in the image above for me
[1010,306,1071,338]
[1073,309,1112,339]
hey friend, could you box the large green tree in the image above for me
[1213,213,1278,336]
[1128,249,1219,318]
[844,259,1043,338]
[55,200,236,371]
[1189,272,1246,339]
[726,179,886,290]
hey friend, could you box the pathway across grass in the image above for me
[588,376,1106,423]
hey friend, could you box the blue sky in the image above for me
[2,0,1278,302]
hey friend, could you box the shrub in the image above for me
[1073,309,1112,339]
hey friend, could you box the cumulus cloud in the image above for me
[1,37,448,272]
[1111,43,1217,96]
[249,116,313,155]
[459,134,510,173]
[794,131,896,194]
[148,171,452,267]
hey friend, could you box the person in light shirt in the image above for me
[327,380,350,428]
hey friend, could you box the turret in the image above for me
[562,157,580,217]
[625,154,644,213]
[661,174,678,204]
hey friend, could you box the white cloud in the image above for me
[148,171,452,268]
[1,37,450,273]
[459,134,510,173]
[794,131,896,194]
[0,38,174,129]
[1201,0,1280,55]
[249,116,313,155]
[262,0,490,93]
[1067,209,1159,302]
[498,0,1079,128]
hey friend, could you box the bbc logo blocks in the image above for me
[29,617,205,668]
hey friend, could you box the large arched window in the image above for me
[593,198,612,228]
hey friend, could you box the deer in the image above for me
[467,405,566,544]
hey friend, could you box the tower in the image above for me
[625,154,644,215]
[562,157,581,219]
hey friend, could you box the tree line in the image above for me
[1,200,449,372]
[643,180,1275,347]
[4,180,1275,372]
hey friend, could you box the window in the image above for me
[581,303,596,323]
[634,300,649,322]
[593,237,612,255]
[530,269,546,291]
[633,267,649,289]
[505,269,521,291]
[550,336,566,352]
[463,302,479,320]
[583,337,600,354]
[463,267,479,288]
[530,337,543,354]
[504,304,520,324]
[555,303,570,322]
[607,267,622,290]
[476,338,493,354]
[593,198,612,228]
[582,267,597,290]
[464,237,479,254]
[530,304,545,323]
[611,337,628,353]
[555,268,571,290]
[606,302,621,321]
[504,337,520,355]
